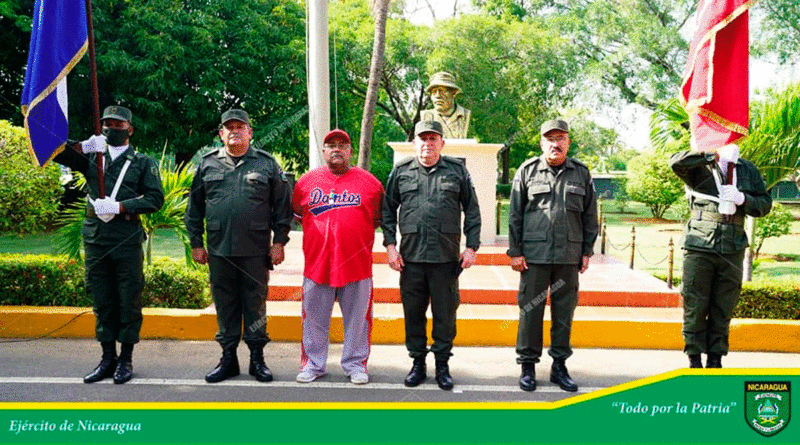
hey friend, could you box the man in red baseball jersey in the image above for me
[292,129,384,385]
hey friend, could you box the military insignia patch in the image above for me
[745,381,791,437]
[280,171,288,182]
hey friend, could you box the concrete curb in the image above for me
[1,305,798,353]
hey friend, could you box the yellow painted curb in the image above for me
[0,306,798,352]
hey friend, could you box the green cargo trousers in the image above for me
[208,255,270,350]
[516,263,579,364]
[681,249,745,355]
[399,261,460,361]
[84,242,145,344]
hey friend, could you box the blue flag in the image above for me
[21,0,88,167]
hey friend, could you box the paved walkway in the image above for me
[1,339,797,403]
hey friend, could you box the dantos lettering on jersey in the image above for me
[308,188,362,215]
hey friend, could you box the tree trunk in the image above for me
[357,0,390,170]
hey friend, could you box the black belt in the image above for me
[693,210,744,226]
[86,208,140,222]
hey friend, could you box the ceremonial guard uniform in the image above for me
[54,105,164,384]
[670,149,771,368]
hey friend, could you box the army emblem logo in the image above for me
[745,381,791,437]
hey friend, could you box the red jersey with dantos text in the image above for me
[292,166,384,287]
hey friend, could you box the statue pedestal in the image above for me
[388,139,503,246]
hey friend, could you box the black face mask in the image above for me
[102,127,129,146]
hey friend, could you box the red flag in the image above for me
[681,0,753,152]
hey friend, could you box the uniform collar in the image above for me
[536,155,574,171]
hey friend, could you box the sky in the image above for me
[403,0,800,151]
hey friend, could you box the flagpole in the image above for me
[85,0,104,198]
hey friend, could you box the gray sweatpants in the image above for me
[300,277,373,376]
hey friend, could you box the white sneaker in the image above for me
[349,372,369,385]
[296,370,324,383]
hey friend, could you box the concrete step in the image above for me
[3,304,797,353]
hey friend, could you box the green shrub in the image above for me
[143,258,210,309]
[0,254,88,306]
[0,120,62,234]
[0,254,210,309]
[734,278,800,320]
[496,183,512,199]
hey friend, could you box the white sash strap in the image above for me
[96,157,132,222]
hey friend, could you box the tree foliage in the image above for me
[0,0,34,125]
[475,0,694,110]
[625,151,684,219]
[64,0,307,169]
[753,0,800,64]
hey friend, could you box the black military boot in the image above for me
[247,344,273,382]
[435,359,454,391]
[688,354,703,368]
[706,353,723,368]
[550,359,578,392]
[205,347,240,383]
[519,362,536,392]
[84,341,117,384]
[404,356,426,387]
[113,343,134,384]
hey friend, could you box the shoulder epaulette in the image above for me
[519,156,540,170]
[395,156,415,167]
[441,155,465,165]
[570,158,589,170]
[202,148,222,158]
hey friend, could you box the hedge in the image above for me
[734,278,800,320]
[0,255,210,309]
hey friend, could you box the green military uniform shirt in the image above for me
[54,146,164,245]
[669,150,772,254]
[507,156,598,264]
[382,155,481,262]
[185,146,292,257]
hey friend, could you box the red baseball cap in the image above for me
[323,129,351,144]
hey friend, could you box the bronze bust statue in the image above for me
[420,71,471,139]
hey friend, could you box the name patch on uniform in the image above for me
[308,188,362,215]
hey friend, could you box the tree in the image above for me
[358,0,391,170]
[475,0,695,110]
[625,151,684,219]
[753,0,800,64]
[0,0,34,124]
[64,0,307,168]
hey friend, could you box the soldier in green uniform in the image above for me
[507,118,598,392]
[670,144,771,368]
[185,109,292,383]
[382,120,481,391]
[54,105,164,384]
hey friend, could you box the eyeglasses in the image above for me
[543,135,568,143]
[324,143,350,149]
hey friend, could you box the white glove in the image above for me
[80,135,107,154]
[717,144,739,165]
[718,185,745,206]
[89,197,121,215]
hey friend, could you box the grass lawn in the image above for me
[0,228,189,259]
